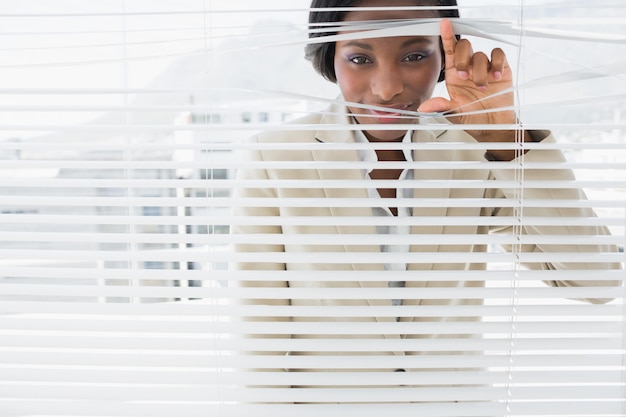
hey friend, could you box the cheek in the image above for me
[334,60,364,98]
[409,61,443,96]
[420,68,441,95]
[334,66,349,95]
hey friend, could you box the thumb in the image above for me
[418,97,453,114]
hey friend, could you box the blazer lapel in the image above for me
[311,105,378,251]
[311,105,402,341]
[403,128,453,305]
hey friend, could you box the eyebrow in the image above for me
[341,37,434,50]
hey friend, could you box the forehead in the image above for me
[342,1,440,23]
[337,2,440,43]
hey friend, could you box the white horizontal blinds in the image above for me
[0,1,625,417]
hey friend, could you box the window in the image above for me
[0,1,624,416]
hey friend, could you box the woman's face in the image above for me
[333,0,443,142]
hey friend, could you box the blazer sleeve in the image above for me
[229,135,291,384]
[231,135,286,273]
[486,134,622,303]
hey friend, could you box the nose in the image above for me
[371,64,403,102]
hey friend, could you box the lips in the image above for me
[367,104,413,122]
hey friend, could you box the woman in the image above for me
[230,0,620,405]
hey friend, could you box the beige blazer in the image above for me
[231,102,621,373]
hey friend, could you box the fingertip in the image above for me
[491,48,508,74]
[439,17,454,39]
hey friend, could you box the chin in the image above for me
[364,129,409,142]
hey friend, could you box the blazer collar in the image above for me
[312,99,447,144]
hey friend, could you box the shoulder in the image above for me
[252,112,323,144]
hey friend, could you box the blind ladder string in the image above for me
[119,0,141,305]
[203,0,225,414]
[505,1,527,415]
[622,171,626,416]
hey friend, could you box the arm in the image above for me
[487,134,622,304]
[230,136,291,387]
[231,138,286,273]
[420,19,621,302]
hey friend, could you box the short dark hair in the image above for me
[305,0,460,83]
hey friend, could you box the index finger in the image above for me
[440,18,457,71]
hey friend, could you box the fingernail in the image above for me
[494,71,502,81]
[457,70,468,80]
[477,85,487,91]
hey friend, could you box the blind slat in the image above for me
[3,369,621,386]
[1,318,622,335]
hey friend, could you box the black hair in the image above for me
[305,0,460,83]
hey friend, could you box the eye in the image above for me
[348,55,372,65]
[402,53,427,62]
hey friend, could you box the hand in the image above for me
[419,19,528,159]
